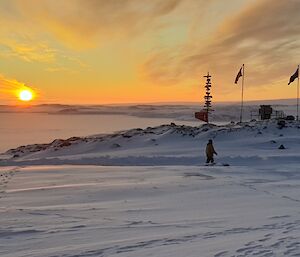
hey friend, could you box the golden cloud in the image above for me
[143,0,300,94]
[6,0,182,49]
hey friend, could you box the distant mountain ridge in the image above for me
[0,100,297,122]
[0,98,298,108]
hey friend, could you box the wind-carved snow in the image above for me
[0,121,300,257]
[1,164,300,257]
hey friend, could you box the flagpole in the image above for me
[297,64,299,121]
[240,64,245,123]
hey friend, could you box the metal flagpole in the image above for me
[240,64,245,123]
[297,65,299,121]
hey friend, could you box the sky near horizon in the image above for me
[0,0,300,105]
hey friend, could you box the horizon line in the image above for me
[1,97,299,107]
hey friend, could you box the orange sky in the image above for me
[0,0,299,105]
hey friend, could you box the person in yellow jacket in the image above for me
[206,139,217,164]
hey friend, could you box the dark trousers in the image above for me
[206,156,214,163]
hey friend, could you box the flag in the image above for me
[288,67,299,85]
[235,66,243,84]
[195,111,208,122]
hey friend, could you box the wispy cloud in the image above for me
[0,35,87,73]
[0,73,35,103]
[7,0,183,48]
[1,40,57,63]
[0,74,27,90]
[143,0,300,93]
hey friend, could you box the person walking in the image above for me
[206,139,217,164]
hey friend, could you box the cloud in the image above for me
[142,0,300,93]
[218,0,300,44]
[6,0,183,49]
[0,40,57,63]
[0,34,87,72]
[0,73,35,102]
[1,0,299,102]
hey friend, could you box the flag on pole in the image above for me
[235,66,243,84]
[288,67,299,85]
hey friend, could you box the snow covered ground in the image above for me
[0,102,297,152]
[1,164,300,257]
[1,120,299,167]
[1,120,300,256]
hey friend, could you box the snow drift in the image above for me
[1,120,299,167]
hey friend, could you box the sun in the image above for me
[18,89,33,102]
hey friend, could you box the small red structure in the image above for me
[195,111,208,122]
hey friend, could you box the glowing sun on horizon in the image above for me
[18,89,34,102]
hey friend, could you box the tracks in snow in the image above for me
[0,167,20,200]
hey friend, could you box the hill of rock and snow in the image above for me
[1,120,299,166]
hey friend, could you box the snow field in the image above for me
[0,120,300,256]
[1,164,300,257]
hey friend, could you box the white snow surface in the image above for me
[1,120,299,166]
[1,120,300,256]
